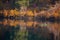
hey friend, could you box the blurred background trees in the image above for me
[0,0,60,10]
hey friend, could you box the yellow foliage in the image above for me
[8,9,20,16]
[9,10,15,16]
[26,21,33,27]
[14,10,19,16]
[26,10,34,17]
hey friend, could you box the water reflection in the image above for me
[0,4,60,40]
[0,18,60,40]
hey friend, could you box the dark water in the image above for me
[0,16,60,40]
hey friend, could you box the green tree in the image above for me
[15,0,29,6]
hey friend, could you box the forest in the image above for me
[0,0,60,40]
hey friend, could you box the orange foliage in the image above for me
[53,11,59,17]
[26,21,33,27]
[19,10,26,16]
[3,9,8,17]
[3,19,8,26]
[19,20,26,27]
[14,10,19,16]
[26,10,34,17]
[8,19,15,26]
[9,10,15,16]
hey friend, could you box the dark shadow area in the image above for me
[0,24,20,40]
[27,26,54,40]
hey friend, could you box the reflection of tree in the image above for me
[13,26,28,40]
[10,25,20,40]
[0,24,20,40]
[27,26,54,40]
